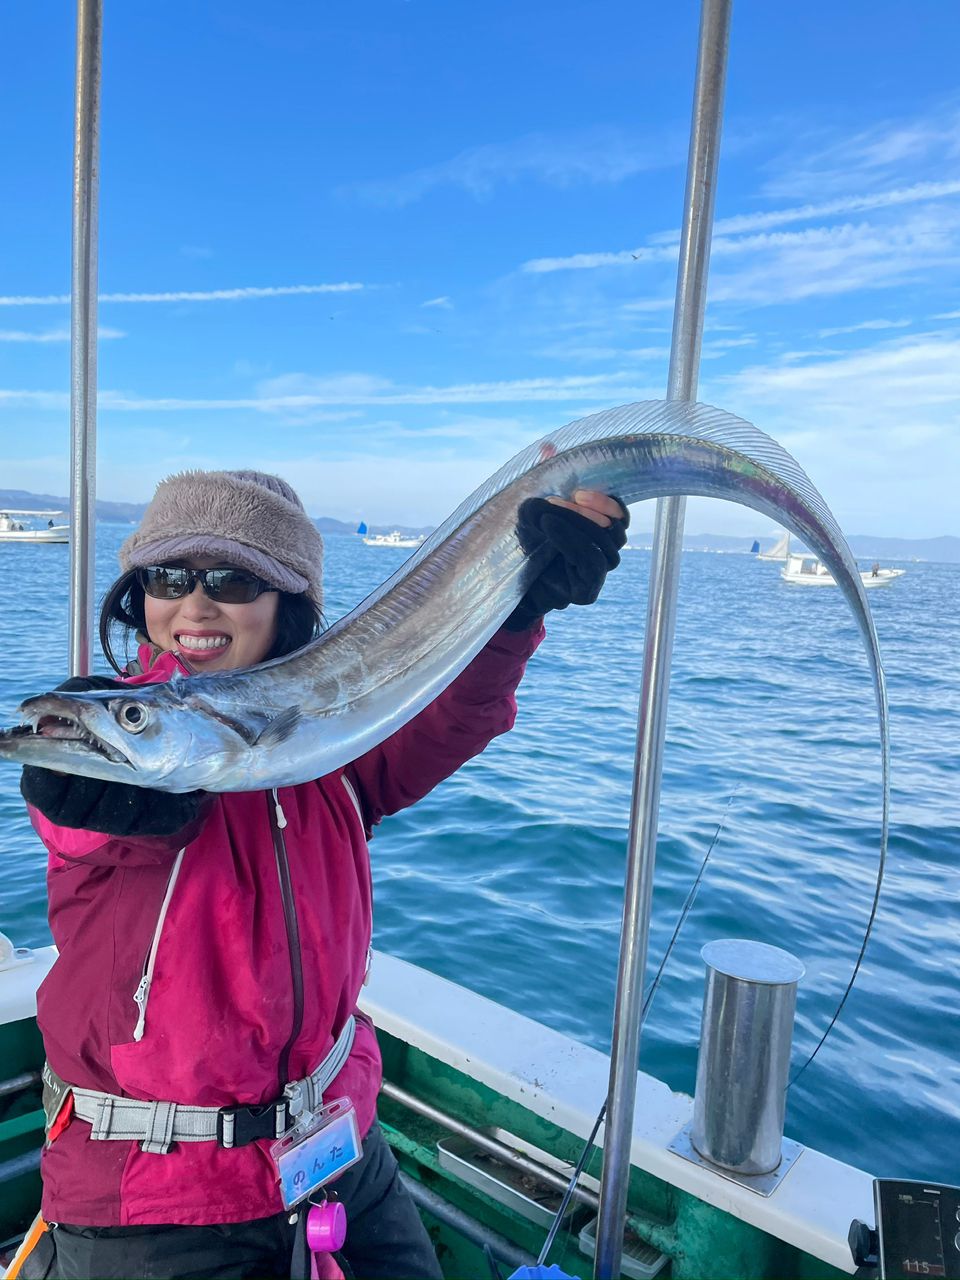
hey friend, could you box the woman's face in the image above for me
[143,556,280,673]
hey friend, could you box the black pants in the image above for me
[24,1124,443,1280]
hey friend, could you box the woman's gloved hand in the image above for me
[20,675,206,837]
[505,489,629,632]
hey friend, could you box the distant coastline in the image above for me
[3,488,958,563]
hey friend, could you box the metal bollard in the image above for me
[690,939,804,1175]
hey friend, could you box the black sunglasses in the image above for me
[137,565,276,604]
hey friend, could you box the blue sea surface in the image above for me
[0,526,957,1184]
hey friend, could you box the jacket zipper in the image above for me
[270,789,304,1091]
[132,847,186,1041]
[340,773,372,984]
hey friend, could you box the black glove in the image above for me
[20,675,206,837]
[505,496,629,632]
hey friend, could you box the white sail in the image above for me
[758,530,790,561]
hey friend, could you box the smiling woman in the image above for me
[142,559,280,669]
[6,456,627,1280]
[140,560,281,670]
[96,470,324,674]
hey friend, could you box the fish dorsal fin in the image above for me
[253,706,302,747]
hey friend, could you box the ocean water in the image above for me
[0,525,957,1186]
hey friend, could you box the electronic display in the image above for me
[875,1180,960,1280]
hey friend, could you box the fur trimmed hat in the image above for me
[120,470,324,608]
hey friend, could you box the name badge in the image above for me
[270,1097,362,1210]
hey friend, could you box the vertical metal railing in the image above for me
[593,2,733,1275]
[68,0,102,676]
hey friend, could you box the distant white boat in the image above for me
[0,509,68,543]
[781,553,906,588]
[758,530,790,561]
[363,530,425,549]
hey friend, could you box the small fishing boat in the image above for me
[781,553,905,589]
[0,511,68,545]
[363,530,426,549]
[757,530,790,561]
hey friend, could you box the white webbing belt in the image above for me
[67,1014,356,1155]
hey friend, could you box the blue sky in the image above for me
[1,1,958,537]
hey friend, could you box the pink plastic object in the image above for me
[310,1252,344,1280]
[307,1201,347,1254]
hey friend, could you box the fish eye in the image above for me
[117,700,149,734]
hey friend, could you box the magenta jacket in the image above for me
[29,624,543,1227]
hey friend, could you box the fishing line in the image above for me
[482,1242,505,1280]
[535,1104,606,1268]
[787,830,885,1088]
[536,788,739,1268]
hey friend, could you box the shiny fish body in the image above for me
[0,400,888,825]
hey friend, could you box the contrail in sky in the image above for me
[0,283,364,306]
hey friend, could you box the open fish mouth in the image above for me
[0,709,130,766]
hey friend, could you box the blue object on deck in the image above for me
[509,1267,583,1279]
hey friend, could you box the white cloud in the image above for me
[0,390,69,409]
[523,243,676,274]
[249,370,658,408]
[0,283,364,307]
[273,370,665,407]
[421,296,453,309]
[5,336,955,536]
[345,127,683,206]
[725,332,960,413]
[701,337,758,358]
[0,326,125,342]
[708,213,960,305]
[682,179,960,239]
[523,211,960,299]
[0,370,660,416]
[817,319,912,338]
[711,331,960,534]
[759,107,960,199]
[537,342,670,363]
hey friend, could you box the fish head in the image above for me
[0,679,254,792]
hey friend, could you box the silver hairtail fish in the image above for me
[0,401,889,819]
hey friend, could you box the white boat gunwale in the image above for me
[0,945,869,1274]
[366,953,869,1275]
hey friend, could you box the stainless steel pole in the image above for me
[69,0,102,677]
[593,2,733,1275]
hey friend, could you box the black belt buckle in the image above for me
[217,1099,288,1148]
